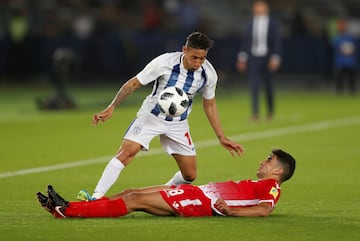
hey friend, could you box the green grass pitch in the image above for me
[0,84,359,241]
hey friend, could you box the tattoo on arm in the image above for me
[110,79,141,107]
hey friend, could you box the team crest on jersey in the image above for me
[269,187,279,199]
[133,125,143,135]
[172,201,180,209]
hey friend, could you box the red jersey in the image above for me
[199,179,281,215]
[159,179,281,217]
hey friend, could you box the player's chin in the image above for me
[190,66,200,71]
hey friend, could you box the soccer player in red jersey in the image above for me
[37,149,295,218]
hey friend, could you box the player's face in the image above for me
[256,154,282,179]
[182,46,208,71]
[253,1,268,16]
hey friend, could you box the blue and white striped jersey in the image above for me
[136,52,218,121]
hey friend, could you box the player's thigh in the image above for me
[125,192,175,216]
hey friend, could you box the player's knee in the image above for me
[182,173,197,182]
[124,192,138,202]
[116,149,132,159]
[116,149,138,165]
[121,188,139,196]
[124,192,147,210]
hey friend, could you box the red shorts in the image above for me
[159,184,213,217]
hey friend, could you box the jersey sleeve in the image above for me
[136,53,167,85]
[201,60,218,100]
[257,180,281,209]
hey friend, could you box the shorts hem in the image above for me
[123,137,149,151]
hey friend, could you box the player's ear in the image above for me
[272,166,283,178]
[182,45,187,53]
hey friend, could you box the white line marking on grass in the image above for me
[1,116,360,179]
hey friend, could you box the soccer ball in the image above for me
[157,87,189,117]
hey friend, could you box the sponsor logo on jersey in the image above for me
[269,187,279,199]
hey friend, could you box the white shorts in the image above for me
[123,113,196,156]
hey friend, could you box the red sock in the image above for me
[64,197,128,218]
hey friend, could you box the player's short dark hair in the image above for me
[253,0,269,5]
[253,0,270,9]
[186,32,214,50]
[272,148,296,183]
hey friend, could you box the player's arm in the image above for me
[93,77,143,125]
[202,97,244,156]
[215,198,273,217]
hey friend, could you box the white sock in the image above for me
[92,157,125,199]
[165,171,192,186]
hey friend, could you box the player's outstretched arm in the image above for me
[202,98,244,157]
[93,77,143,126]
[215,198,273,217]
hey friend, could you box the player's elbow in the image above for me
[257,207,273,217]
[202,98,215,107]
[230,206,273,217]
[251,202,273,217]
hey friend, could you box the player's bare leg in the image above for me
[91,139,142,199]
[123,191,176,216]
[165,154,197,185]
[110,185,171,199]
[115,139,143,165]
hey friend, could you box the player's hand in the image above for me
[268,58,280,72]
[236,60,247,72]
[219,136,244,157]
[215,198,231,216]
[92,105,115,126]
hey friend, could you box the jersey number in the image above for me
[166,189,185,196]
[166,189,202,207]
[184,132,192,145]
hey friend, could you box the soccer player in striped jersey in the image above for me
[37,149,295,218]
[86,32,244,200]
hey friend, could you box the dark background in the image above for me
[0,0,359,85]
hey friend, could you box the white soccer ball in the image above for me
[157,87,189,117]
